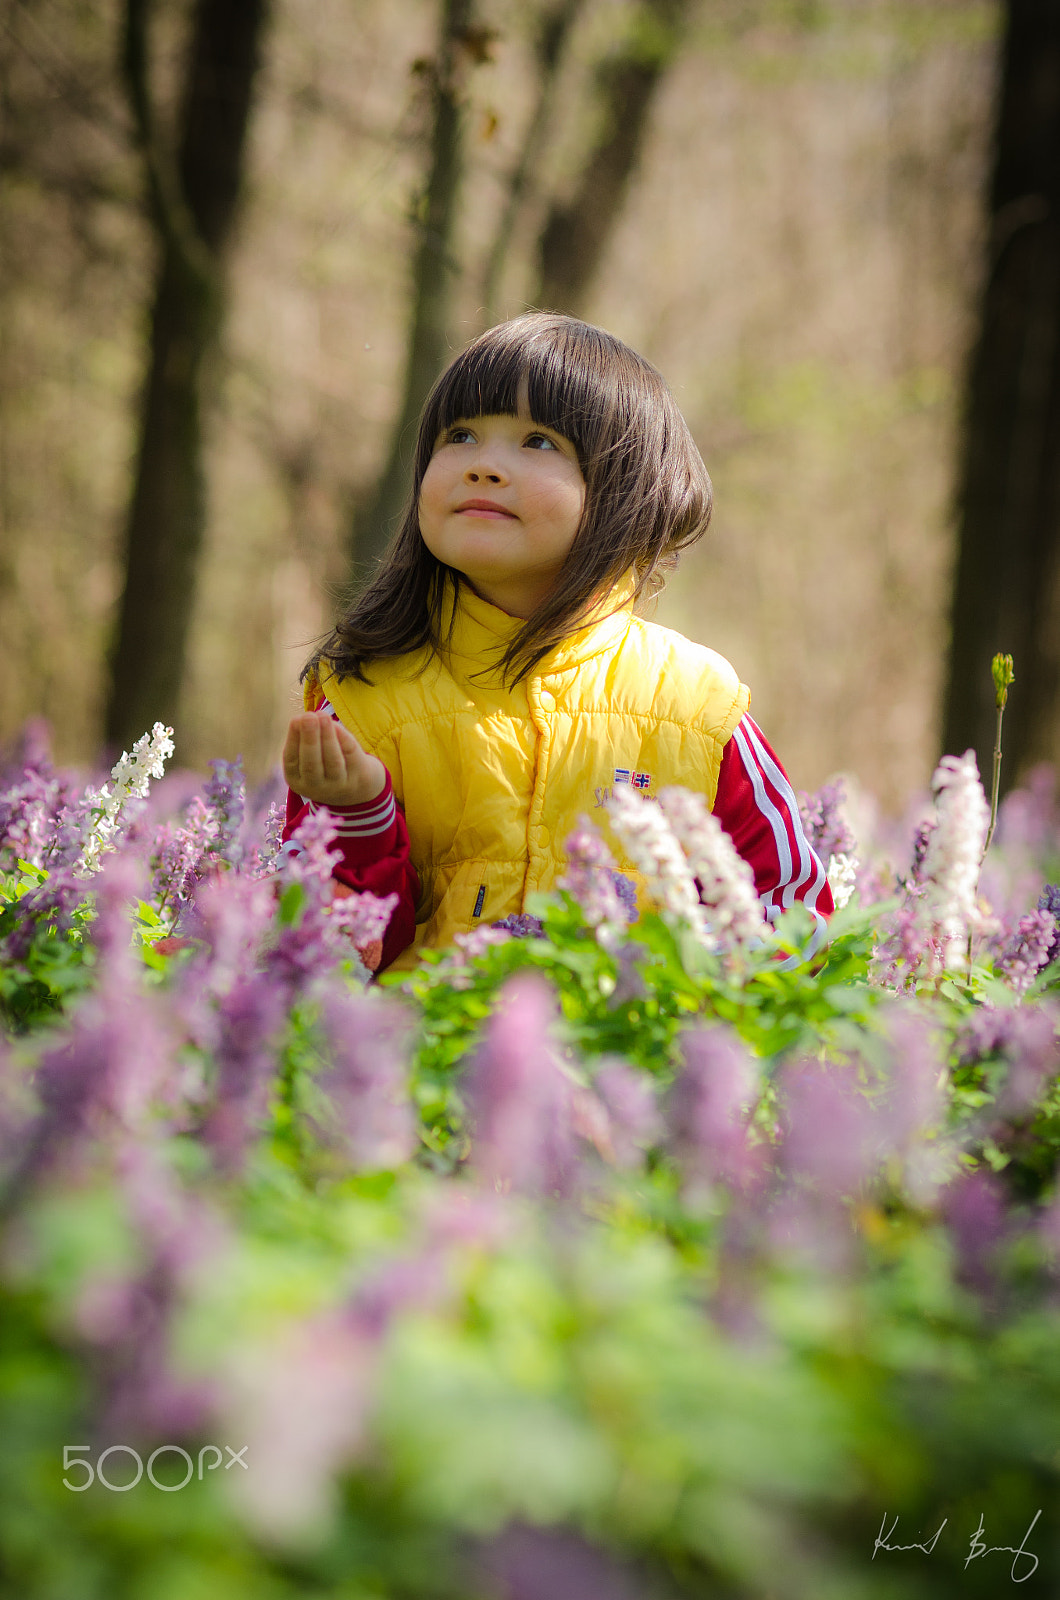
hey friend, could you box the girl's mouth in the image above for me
[455,499,516,519]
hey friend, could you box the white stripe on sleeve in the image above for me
[732,717,828,964]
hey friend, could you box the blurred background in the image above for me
[1,0,1057,813]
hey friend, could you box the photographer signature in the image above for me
[873,1509,1042,1583]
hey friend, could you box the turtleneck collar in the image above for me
[440,575,636,679]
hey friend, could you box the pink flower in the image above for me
[315,988,415,1171]
[797,778,857,866]
[558,818,629,945]
[467,975,576,1197]
[592,1060,663,1168]
[667,1025,761,1191]
[780,1060,879,1198]
[941,1168,1009,1296]
[996,909,1057,998]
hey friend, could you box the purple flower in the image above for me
[247,799,286,878]
[995,763,1060,856]
[1037,885,1060,967]
[0,865,88,961]
[0,716,52,783]
[150,797,220,920]
[179,870,277,1010]
[797,778,856,866]
[996,908,1057,997]
[909,817,936,884]
[780,1060,879,1198]
[203,757,245,867]
[558,818,630,944]
[314,988,414,1171]
[447,925,512,976]
[7,879,181,1202]
[218,1307,375,1539]
[877,1008,945,1150]
[491,912,544,938]
[956,1003,1019,1065]
[84,1138,227,1442]
[871,898,935,989]
[277,806,343,885]
[203,973,289,1171]
[940,1168,1008,1296]
[266,809,397,990]
[667,1025,761,1191]
[591,1059,663,1168]
[0,768,65,871]
[467,974,576,1197]
[610,871,638,923]
[958,1003,1060,1120]
[478,1524,645,1600]
[996,1005,1060,1118]
[854,858,894,907]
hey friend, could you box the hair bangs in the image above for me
[420,317,612,468]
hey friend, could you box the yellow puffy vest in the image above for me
[311,583,750,967]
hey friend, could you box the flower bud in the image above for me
[991,652,1015,710]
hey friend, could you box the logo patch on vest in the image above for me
[596,769,654,806]
[614,768,652,790]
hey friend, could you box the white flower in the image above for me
[76,722,175,875]
[918,750,990,969]
[605,785,705,933]
[657,786,765,951]
[826,852,858,910]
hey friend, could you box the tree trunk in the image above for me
[942,0,1060,788]
[105,0,269,753]
[535,0,690,316]
[481,0,587,325]
[351,0,476,576]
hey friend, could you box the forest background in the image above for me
[0,0,1052,818]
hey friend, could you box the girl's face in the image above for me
[418,409,586,618]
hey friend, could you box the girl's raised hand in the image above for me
[282,713,386,807]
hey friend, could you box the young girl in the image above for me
[281,313,832,972]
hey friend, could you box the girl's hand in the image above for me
[282,713,386,807]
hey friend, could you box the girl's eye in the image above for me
[523,432,558,451]
[448,426,475,444]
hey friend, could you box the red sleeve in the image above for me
[713,714,833,958]
[281,771,420,974]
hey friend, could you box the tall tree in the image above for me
[480,0,587,325]
[351,0,484,575]
[535,0,690,315]
[942,0,1060,786]
[105,0,269,752]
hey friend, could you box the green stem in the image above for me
[982,699,1005,861]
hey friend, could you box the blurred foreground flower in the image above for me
[314,987,414,1170]
[467,974,576,1197]
[668,1025,761,1193]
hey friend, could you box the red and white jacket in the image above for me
[282,708,833,974]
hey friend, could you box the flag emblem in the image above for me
[613,768,631,785]
[632,771,652,790]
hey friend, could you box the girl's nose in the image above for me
[464,452,507,486]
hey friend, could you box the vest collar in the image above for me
[441,576,635,681]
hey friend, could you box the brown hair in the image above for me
[308,312,713,686]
